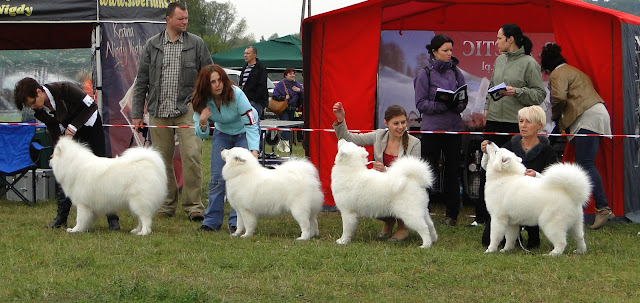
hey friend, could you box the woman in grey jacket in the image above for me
[332,102,421,241]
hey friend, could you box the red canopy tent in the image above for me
[302,0,640,220]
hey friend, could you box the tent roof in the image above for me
[0,0,165,50]
[211,35,302,70]
[307,0,640,27]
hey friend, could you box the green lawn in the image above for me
[1,138,638,302]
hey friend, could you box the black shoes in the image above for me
[199,225,219,232]
[189,212,205,222]
[46,216,67,229]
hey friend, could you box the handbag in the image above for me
[268,82,289,115]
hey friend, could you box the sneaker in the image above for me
[440,217,457,226]
[590,207,615,230]
[228,225,237,234]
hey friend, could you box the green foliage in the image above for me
[183,0,256,55]
[584,0,640,16]
[2,139,639,301]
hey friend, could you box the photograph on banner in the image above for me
[377,30,555,132]
[101,22,165,156]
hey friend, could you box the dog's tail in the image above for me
[120,147,167,177]
[386,156,434,192]
[279,157,320,180]
[542,163,592,206]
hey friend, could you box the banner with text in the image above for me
[377,30,555,130]
[0,0,166,22]
[101,22,164,157]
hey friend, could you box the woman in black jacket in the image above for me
[480,105,557,249]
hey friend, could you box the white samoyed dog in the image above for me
[331,139,437,248]
[50,136,167,236]
[482,142,591,256]
[221,147,324,240]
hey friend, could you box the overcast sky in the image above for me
[213,0,365,39]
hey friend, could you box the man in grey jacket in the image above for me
[132,2,212,221]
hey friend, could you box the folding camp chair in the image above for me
[0,121,47,206]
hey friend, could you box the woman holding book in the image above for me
[540,43,613,230]
[484,23,546,145]
[413,34,467,226]
[472,24,548,229]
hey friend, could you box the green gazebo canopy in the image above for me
[211,35,302,71]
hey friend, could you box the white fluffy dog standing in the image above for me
[483,142,591,256]
[221,147,324,240]
[331,140,437,248]
[50,137,167,235]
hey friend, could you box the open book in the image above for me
[434,84,468,106]
[488,82,507,101]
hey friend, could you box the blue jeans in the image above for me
[279,109,294,140]
[573,129,608,209]
[202,130,248,229]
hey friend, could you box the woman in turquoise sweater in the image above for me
[192,64,260,233]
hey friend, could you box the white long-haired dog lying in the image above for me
[483,142,591,256]
[221,147,324,240]
[50,137,167,235]
[331,140,437,248]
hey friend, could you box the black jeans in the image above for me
[421,133,462,220]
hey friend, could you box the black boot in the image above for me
[525,225,540,249]
[107,214,120,231]
[46,183,72,228]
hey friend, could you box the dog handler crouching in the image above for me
[13,77,120,230]
[192,64,260,233]
[332,102,421,241]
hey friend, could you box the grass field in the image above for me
[1,138,639,302]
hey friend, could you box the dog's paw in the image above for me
[419,242,432,249]
[230,232,240,237]
[336,238,350,245]
[130,228,140,234]
[484,248,496,254]
[545,251,563,257]
[239,234,251,238]
[66,228,85,233]
[573,249,587,255]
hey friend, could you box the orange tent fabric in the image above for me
[302,0,640,216]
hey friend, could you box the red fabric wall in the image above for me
[303,0,640,213]
[307,5,383,205]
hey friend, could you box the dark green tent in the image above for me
[211,35,302,71]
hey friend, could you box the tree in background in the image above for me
[183,0,256,54]
[585,0,640,16]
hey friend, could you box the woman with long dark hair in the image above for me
[192,64,260,233]
[540,43,613,230]
[332,102,421,241]
[413,34,468,226]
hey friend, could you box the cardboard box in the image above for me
[5,169,56,201]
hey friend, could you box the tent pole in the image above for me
[94,24,103,110]
[300,0,306,36]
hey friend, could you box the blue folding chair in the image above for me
[0,121,47,206]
